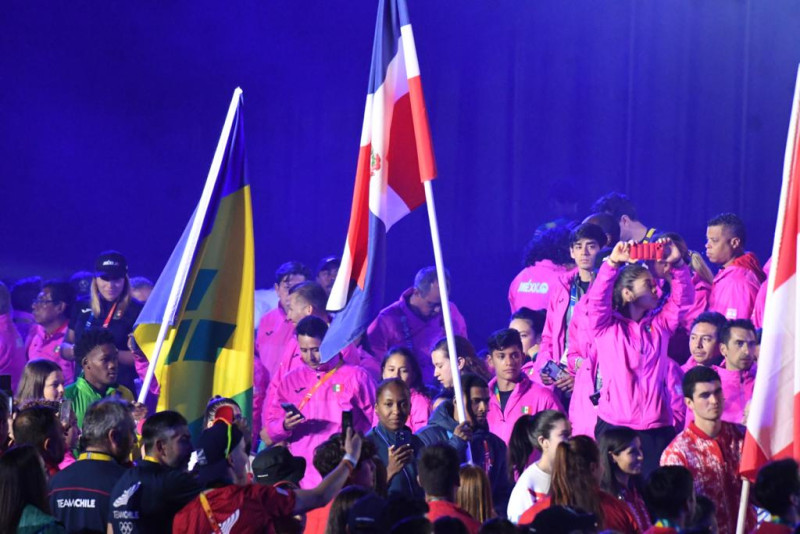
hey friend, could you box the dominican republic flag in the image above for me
[740,65,800,480]
[320,0,436,362]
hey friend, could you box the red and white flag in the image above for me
[740,65,800,480]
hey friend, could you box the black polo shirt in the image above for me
[49,453,127,534]
[108,459,202,534]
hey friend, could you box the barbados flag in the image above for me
[320,0,436,361]
[133,89,254,437]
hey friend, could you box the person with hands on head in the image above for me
[587,237,694,476]
[366,378,425,499]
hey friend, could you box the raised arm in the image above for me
[292,428,363,513]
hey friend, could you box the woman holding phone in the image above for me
[365,378,424,499]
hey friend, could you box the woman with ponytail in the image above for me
[518,435,639,533]
[588,239,693,476]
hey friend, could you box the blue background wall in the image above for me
[2,1,799,346]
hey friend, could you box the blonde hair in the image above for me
[456,464,495,524]
[90,276,131,318]
[689,251,714,285]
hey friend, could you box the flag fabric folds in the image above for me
[321,0,437,361]
[740,65,800,480]
[133,92,254,437]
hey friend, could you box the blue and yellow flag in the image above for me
[134,90,254,438]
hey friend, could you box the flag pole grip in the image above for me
[735,479,750,534]
[423,180,473,464]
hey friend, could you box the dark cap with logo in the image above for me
[252,446,306,486]
[95,251,128,279]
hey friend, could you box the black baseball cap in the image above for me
[252,446,306,486]
[94,251,128,279]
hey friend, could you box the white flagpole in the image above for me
[735,479,751,534]
[423,180,473,464]
[137,87,244,404]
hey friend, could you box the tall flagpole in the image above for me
[423,180,473,464]
[137,88,244,404]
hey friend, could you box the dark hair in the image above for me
[691,312,727,337]
[0,445,50,533]
[295,315,328,339]
[376,377,410,402]
[42,279,75,318]
[598,427,642,496]
[643,466,694,521]
[74,328,116,364]
[523,225,573,267]
[12,404,60,452]
[142,411,188,455]
[753,459,800,516]
[10,276,43,313]
[289,281,328,312]
[509,307,546,336]
[719,319,757,346]
[487,328,522,353]
[551,436,603,526]
[16,359,63,402]
[612,264,650,313]
[326,485,372,534]
[415,266,450,295]
[383,347,426,393]
[591,192,638,221]
[204,396,241,427]
[569,223,607,249]
[478,518,518,534]
[313,433,377,478]
[433,517,468,534]
[382,495,430,530]
[583,212,621,245]
[507,410,568,480]
[682,366,721,399]
[707,212,747,246]
[418,443,461,497]
[431,336,491,382]
[460,373,489,395]
[275,261,311,285]
[81,398,134,449]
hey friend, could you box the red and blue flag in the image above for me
[321,0,436,361]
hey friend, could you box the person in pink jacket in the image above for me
[705,213,766,320]
[564,295,599,438]
[25,281,76,385]
[508,226,573,313]
[714,319,757,426]
[535,223,606,395]
[366,267,467,386]
[0,282,26,391]
[486,328,563,443]
[587,238,694,476]
[378,347,431,432]
[680,311,727,373]
[265,316,376,489]
[253,261,310,444]
[751,258,771,329]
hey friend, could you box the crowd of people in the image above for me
[0,191,795,534]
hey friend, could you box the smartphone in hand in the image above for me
[342,410,353,435]
[281,402,305,420]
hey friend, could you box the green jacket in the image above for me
[16,504,65,534]
[64,376,134,428]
